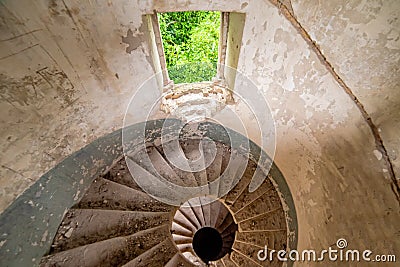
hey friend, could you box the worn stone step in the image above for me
[213,259,226,267]
[209,200,224,228]
[217,212,235,233]
[131,146,189,187]
[172,234,192,245]
[235,231,275,248]
[171,222,194,238]
[165,253,193,267]
[155,143,199,188]
[102,157,142,191]
[182,251,202,265]
[228,179,274,213]
[218,151,247,199]
[231,249,261,267]
[187,197,206,227]
[173,209,198,232]
[205,142,224,196]
[220,254,239,267]
[238,208,286,232]
[224,159,258,205]
[176,243,193,253]
[214,204,230,229]
[221,222,238,238]
[180,139,209,189]
[41,225,170,267]
[179,205,204,229]
[50,209,170,252]
[74,177,172,212]
[198,197,212,227]
[122,238,176,267]
[234,189,281,222]
[125,157,195,204]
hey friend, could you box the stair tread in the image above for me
[187,197,206,227]
[221,254,238,267]
[199,197,212,227]
[125,157,194,204]
[74,177,172,212]
[102,157,142,191]
[176,243,193,253]
[205,143,224,195]
[218,151,247,199]
[171,234,192,244]
[238,208,286,232]
[41,225,170,267]
[217,212,235,233]
[132,146,189,187]
[174,209,198,232]
[235,231,282,248]
[171,222,194,237]
[224,159,258,205]
[234,188,281,222]
[228,179,274,213]
[214,204,230,229]
[156,141,198,187]
[179,205,202,229]
[209,200,224,227]
[231,249,261,267]
[165,253,193,267]
[50,209,170,252]
[181,139,209,189]
[122,238,176,267]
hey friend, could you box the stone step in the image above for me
[220,254,239,267]
[171,234,192,245]
[214,204,230,229]
[122,238,176,267]
[231,249,261,267]
[41,225,170,267]
[217,211,235,234]
[224,159,257,205]
[74,177,172,212]
[132,146,188,187]
[102,157,142,191]
[209,200,224,227]
[228,179,274,213]
[176,243,193,253]
[234,188,281,223]
[187,197,206,227]
[221,222,237,238]
[50,209,170,252]
[155,143,199,188]
[171,222,194,238]
[173,209,198,232]
[218,151,247,200]
[205,142,224,195]
[165,253,193,267]
[180,139,209,189]
[238,208,286,232]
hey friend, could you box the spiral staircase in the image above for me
[39,129,289,267]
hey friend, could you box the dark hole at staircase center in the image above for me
[193,227,223,263]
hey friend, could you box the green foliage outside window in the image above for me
[158,11,220,83]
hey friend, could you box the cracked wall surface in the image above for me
[291,0,400,181]
[0,0,399,266]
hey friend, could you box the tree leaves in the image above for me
[159,11,220,83]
